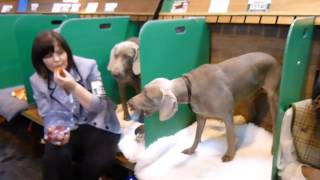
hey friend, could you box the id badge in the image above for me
[91,81,106,97]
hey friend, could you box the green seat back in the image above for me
[160,0,175,12]
[140,19,210,146]
[271,17,315,180]
[0,15,24,88]
[59,17,139,103]
[15,15,78,104]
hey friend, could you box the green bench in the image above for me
[139,18,210,146]
[271,16,315,180]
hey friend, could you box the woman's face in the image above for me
[43,42,68,72]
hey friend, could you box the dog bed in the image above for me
[117,107,273,180]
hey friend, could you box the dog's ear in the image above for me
[107,45,117,71]
[132,45,140,75]
[159,88,178,121]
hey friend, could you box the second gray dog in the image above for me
[128,52,281,162]
[107,38,141,120]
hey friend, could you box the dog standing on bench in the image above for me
[107,37,142,121]
[128,52,281,162]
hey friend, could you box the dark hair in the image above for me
[31,30,75,79]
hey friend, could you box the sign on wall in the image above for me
[247,0,271,12]
[208,0,230,13]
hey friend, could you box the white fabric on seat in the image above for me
[117,112,273,180]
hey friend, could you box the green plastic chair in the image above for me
[59,17,139,103]
[271,16,315,180]
[0,15,25,88]
[15,15,79,104]
[139,18,210,146]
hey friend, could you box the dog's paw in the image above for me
[182,148,195,155]
[222,154,234,162]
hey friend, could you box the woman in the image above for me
[277,71,320,180]
[30,30,121,180]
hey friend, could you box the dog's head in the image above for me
[107,39,140,79]
[128,78,178,121]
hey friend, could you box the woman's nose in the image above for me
[52,53,60,62]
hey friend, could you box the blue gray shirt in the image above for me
[30,56,121,134]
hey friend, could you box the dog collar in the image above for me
[182,75,193,111]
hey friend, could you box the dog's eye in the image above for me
[123,54,132,60]
[144,92,154,103]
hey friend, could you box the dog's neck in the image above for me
[171,77,190,104]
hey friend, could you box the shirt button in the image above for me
[105,126,109,130]
[93,122,97,126]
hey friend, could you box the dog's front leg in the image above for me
[131,79,144,123]
[118,83,130,120]
[223,113,236,162]
[182,115,206,155]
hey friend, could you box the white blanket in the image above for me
[118,111,273,180]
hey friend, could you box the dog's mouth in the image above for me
[143,110,152,117]
[111,73,124,79]
[128,101,153,117]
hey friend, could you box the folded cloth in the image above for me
[0,85,28,121]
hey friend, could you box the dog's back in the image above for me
[186,52,280,117]
[218,52,279,100]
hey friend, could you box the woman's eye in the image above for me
[57,50,65,55]
[44,53,53,58]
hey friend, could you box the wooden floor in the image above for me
[0,116,42,180]
[0,115,134,180]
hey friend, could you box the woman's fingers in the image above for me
[54,69,77,91]
[44,126,71,146]
[62,132,70,145]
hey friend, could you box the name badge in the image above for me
[91,81,106,97]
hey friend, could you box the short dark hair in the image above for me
[31,30,75,79]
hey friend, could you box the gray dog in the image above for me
[107,38,141,121]
[128,52,281,162]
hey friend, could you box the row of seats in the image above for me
[0,14,316,179]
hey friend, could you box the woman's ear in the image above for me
[159,88,178,121]
[132,46,140,75]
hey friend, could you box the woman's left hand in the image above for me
[42,126,71,146]
[54,68,77,91]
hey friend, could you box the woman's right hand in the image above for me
[54,68,77,92]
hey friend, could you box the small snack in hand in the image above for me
[41,125,70,145]
[55,67,65,77]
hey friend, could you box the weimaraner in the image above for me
[107,37,142,121]
[128,52,281,162]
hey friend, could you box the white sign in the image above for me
[1,5,13,13]
[104,2,118,12]
[248,0,271,12]
[63,0,79,3]
[70,3,81,12]
[51,3,71,13]
[31,3,39,12]
[171,0,189,13]
[208,0,230,13]
[85,2,99,13]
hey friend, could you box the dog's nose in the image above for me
[111,72,122,78]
